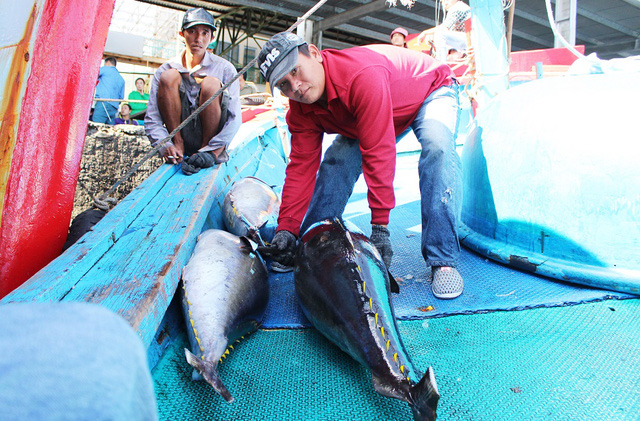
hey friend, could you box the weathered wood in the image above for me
[1,118,287,350]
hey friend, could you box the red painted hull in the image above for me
[0,0,115,298]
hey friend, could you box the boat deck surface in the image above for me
[152,152,639,420]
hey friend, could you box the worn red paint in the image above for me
[0,0,117,298]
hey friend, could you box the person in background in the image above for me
[390,27,409,48]
[144,7,241,175]
[92,57,125,124]
[417,0,471,61]
[127,77,149,123]
[257,32,464,299]
[113,103,139,126]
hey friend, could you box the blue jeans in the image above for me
[300,84,462,267]
[92,101,118,124]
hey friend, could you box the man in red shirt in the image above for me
[258,32,464,299]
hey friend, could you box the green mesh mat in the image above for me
[153,299,640,420]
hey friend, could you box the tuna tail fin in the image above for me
[409,366,440,421]
[184,349,234,403]
[387,269,400,293]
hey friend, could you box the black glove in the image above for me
[181,151,216,175]
[370,224,393,268]
[261,230,297,266]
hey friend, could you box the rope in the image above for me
[544,0,598,64]
[77,178,117,211]
[93,0,329,210]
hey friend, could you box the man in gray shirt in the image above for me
[145,7,241,175]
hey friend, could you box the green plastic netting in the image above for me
[153,299,640,420]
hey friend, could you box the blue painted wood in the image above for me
[1,117,288,351]
[1,164,180,302]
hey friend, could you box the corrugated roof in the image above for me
[135,0,640,59]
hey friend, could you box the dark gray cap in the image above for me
[258,32,307,87]
[182,8,216,31]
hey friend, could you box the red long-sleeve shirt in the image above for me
[278,44,453,236]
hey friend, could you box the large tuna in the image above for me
[295,219,440,420]
[181,229,269,402]
[223,176,280,244]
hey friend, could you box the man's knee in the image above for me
[200,76,223,97]
[158,68,181,89]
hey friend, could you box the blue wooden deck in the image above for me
[1,116,289,357]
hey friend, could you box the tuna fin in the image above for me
[409,366,440,421]
[388,269,400,294]
[184,349,234,403]
[372,374,410,402]
[239,236,256,250]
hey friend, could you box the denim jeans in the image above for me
[300,84,462,267]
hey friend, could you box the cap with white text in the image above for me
[258,32,307,88]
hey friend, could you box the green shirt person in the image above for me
[127,77,149,117]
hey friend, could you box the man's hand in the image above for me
[417,28,435,45]
[161,142,184,165]
[371,224,393,268]
[181,151,216,175]
[260,230,297,266]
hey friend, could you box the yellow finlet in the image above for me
[224,349,230,356]
[362,281,366,293]
[400,365,405,373]
[380,327,385,338]
[386,340,390,351]
[369,298,373,309]
[374,313,379,325]
[393,353,398,362]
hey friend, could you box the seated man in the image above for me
[417,0,471,61]
[145,7,241,175]
[258,32,464,299]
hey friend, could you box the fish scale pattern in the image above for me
[153,299,640,420]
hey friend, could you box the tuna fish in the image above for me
[294,219,440,420]
[223,176,280,244]
[181,229,269,402]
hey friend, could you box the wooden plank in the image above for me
[3,118,288,350]
[61,164,223,347]
[1,164,179,302]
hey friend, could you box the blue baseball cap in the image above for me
[258,32,307,87]
[182,8,216,31]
